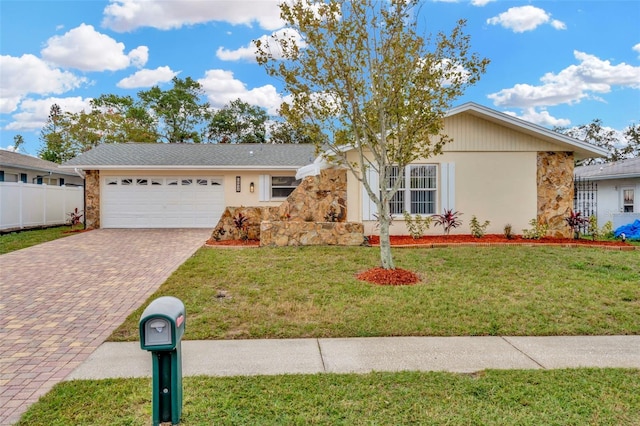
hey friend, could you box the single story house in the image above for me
[61,103,607,239]
[0,149,84,186]
[574,156,640,229]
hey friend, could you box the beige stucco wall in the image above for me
[346,151,538,236]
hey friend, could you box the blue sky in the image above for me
[1,0,639,156]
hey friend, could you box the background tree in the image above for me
[555,119,640,165]
[12,134,25,152]
[207,99,268,143]
[256,0,488,270]
[138,76,210,143]
[38,104,76,163]
[268,120,323,144]
[90,94,157,143]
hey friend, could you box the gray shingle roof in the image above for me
[0,149,77,176]
[574,157,640,180]
[60,143,318,169]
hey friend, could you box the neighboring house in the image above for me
[60,143,317,229]
[0,150,84,231]
[574,157,640,229]
[61,103,607,239]
[0,149,84,186]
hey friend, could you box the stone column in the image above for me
[537,152,573,238]
[84,170,100,229]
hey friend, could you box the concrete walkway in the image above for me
[67,336,640,380]
[0,228,212,425]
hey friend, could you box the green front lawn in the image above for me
[110,245,640,341]
[18,369,640,425]
[0,226,77,254]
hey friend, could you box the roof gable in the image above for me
[446,103,609,160]
[61,143,318,170]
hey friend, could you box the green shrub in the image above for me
[403,211,431,239]
[469,215,490,238]
[522,219,548,239]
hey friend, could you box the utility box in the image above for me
[139,296,186,426]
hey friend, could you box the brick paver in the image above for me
[0,228,211,425]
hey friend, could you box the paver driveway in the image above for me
[0,228,212,425]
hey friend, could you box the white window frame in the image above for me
[386,164,437,216]
[621,187,635,213]
[258,174,301,201]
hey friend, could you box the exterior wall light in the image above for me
[250,182,255,193]
[236,176,241,192]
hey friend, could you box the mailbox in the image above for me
[139,296,186,426]
[140,296,185,351]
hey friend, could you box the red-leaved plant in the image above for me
[433,209,463,235]
[67,208,84,229]
[565,210,589,239]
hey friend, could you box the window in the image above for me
[121,178,133,186]
[151,179,163,186]
[623,189,634,213]
[41,177,58,185]
[181,179,193,186]
[385,165,437,215]
[271,176,300,198]
[106,178,118,185]
[136,178,148,186]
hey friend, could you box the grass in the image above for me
[110,245,640,341]
[0,225,78,254]
[17,369,640,425]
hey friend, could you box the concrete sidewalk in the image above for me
[67,335,640,380]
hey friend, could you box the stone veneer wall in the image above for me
[211,168,364,246]
[537,152,573,238]
[260,221,364,246]
[84,170,100,229]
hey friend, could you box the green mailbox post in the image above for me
[139,296,186,426]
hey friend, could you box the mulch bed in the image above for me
[367,234,632,248]
[205,238,260,247]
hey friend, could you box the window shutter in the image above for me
[258,175,270,201]
[362,167,379,220]
[20,173,27,183]
[59,178,65,186]
[0,171,5,182]
[37,176,43,185]
[440,163,455,211]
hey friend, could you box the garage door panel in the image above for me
[102,176,225,228]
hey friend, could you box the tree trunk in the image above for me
[378,207,395,270]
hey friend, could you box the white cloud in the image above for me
[198,69,282,114]
[41,23,148,71]
[503,108,571,127]
[471,0,495,6]
[488,51,640,109]
[217,29,306,62]
[5,97,92,131]
[128,46,149,68]
[102,0,283,32]
[117,66,178,88]
[633,43,640,58]
[487,6,566,33]
[0,54,86,114]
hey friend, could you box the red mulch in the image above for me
[367,234,631,247]
[356,267,420,286]
[206,238,260,246]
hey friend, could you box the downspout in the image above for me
[74,168,86,228]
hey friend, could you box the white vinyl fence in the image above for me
[0,182,84,231]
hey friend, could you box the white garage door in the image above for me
[102,176,225,228]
